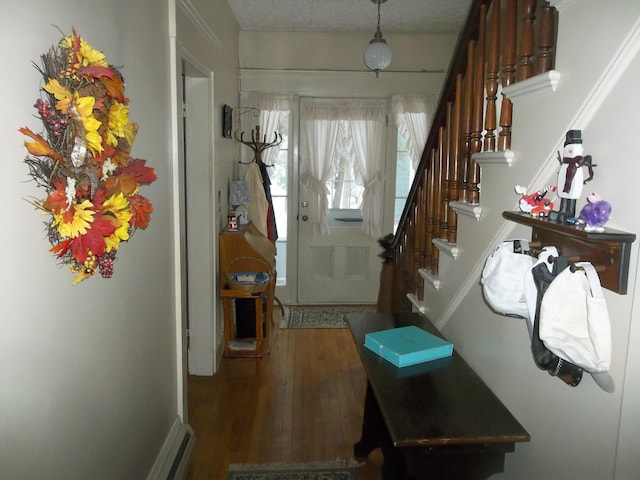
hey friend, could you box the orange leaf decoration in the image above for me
[50,238,73,258]
[19,127,65,163]
[103,173,139,198]
[43,188,68,214]
[101,75,127,103]
[129,194,154,229]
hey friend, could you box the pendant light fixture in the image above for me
[363,0,392,77]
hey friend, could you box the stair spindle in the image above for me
[484,0,500,151]
[518,0,537,81]
[535,1,556,74]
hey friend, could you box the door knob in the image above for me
[301,215,308,222]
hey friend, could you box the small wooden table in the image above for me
[347,312,530,480]
[221,286,269,358]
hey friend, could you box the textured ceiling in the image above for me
[225,0,472,35]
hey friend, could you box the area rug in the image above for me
[281,305,376,329]
[227,459,359,479]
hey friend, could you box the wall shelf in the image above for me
[503,211,636,294]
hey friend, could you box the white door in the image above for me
[296,99,384,304]
[297,204,381,304]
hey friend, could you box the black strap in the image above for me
[530,257,583,386]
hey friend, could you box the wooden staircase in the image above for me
[378,0,560,314]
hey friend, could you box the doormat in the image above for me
[281,305,376,329]
[227,459,359,479]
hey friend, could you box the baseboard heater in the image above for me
[147,417,196,480]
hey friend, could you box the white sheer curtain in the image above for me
[300,98,387,237]
[350,110,386,239]
[392,94,437,170]
[239,92,293,166]
[300,99,340,235]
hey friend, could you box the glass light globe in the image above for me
[364,38,392,75]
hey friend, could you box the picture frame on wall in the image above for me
[222,104,233,138]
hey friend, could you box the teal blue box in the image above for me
[364,325,453,367]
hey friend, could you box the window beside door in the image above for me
[269,114,289,286]
[394,132,416,232]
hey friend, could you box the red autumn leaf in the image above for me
[129,194,154,230]
[69,214,116,263]
[120,158,157,185]
[78,65,116,79]
[91,189,107,212]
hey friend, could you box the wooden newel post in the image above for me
[376,234,395,314]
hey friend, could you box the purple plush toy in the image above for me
[580,193,611,232]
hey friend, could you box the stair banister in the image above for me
[377,0,558,313]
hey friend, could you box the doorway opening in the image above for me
[182,61,217,376]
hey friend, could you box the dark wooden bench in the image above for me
[347,312,530,480]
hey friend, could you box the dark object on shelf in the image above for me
[503,211,635,294]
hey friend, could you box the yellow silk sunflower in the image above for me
[62,34,108,68]
[102,193,133,252]
[107,101,130,147]
[53,199,95,238]
[72,94,103,155]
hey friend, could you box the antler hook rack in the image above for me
[235,125,283,166]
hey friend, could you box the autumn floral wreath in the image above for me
[20,29,156,285]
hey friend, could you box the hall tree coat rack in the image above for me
[231,123,286,317]
[503,211,636,294]
[234,125,282,166]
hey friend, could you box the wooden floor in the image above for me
[185,313,384,480]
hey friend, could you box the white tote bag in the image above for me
[539,262,612,374]
[481,240,534,319]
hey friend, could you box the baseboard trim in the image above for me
[147,416,196,480]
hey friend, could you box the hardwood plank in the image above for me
[185,312,383,480]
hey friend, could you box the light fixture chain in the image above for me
[364,0,392,77]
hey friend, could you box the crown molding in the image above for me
[178,0,223,50]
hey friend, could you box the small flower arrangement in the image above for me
[20,28,157,285]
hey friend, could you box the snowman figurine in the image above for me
[550,130,595,223]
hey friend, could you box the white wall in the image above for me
[419,1,640,479]
[175,0,239,375]
[239,31,457,97]
[0,0,238,477]
[240,31,457,73]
